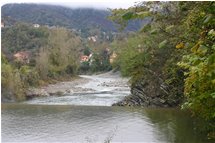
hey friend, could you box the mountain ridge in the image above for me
[2,3,147,35]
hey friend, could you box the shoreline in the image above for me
[26,76,92,99]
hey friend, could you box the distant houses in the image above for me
[13,51,31,64]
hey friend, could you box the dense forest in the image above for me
[1,1,215,140]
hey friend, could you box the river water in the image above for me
[1,73,211,143]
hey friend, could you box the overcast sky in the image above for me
[1,0,140,9]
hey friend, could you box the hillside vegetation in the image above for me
[1,4,149,37]
[1,24,83,101]
[1,24,113,102]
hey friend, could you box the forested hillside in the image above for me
[1,4,149,37]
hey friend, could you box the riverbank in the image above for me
[113,71,183,107]
[26,76,91,99]
[25,71,130,105]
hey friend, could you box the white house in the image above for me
[33,24,40,28]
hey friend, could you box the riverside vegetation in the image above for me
[1,1,215,140]
[109,1,215,139]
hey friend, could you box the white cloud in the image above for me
[1,0,139,9]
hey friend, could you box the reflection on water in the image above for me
[2,103,211,143]
[143,108,209,143]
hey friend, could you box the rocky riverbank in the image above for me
[26,71,130,101]
[113,71,184,107]
[23,71,130,106]
[26,77,93,99]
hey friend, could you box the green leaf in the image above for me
[159,40,168,49]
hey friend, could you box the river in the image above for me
[1,72,211,143]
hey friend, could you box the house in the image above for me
[1,21,4,28]
[80,53,94,63]
[14,51,30,63]
[33,24,40,28]
[80,55,89,62]
[88,35,97,42]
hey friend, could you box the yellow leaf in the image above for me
[176,42,185,49]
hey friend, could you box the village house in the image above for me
[33,24,40,28]
[13,51,31,64]
[80,55,90,62]
[1,21,5,28]
[88,35,97,42]
[80,53,93,63]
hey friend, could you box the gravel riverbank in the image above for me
[26,71,130,100]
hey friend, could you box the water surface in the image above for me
[2,103,210,143]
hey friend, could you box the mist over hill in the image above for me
[2,3,147,35]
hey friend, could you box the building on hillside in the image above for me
[80,53,94,64]
[33,24,40,28]
[13,51,30,64]
[80,55,90,62]
[88,36,97,42]
[1,21,5,28]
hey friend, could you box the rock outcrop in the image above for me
[113,71,183,107]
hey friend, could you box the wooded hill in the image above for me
[1,4,148,37]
